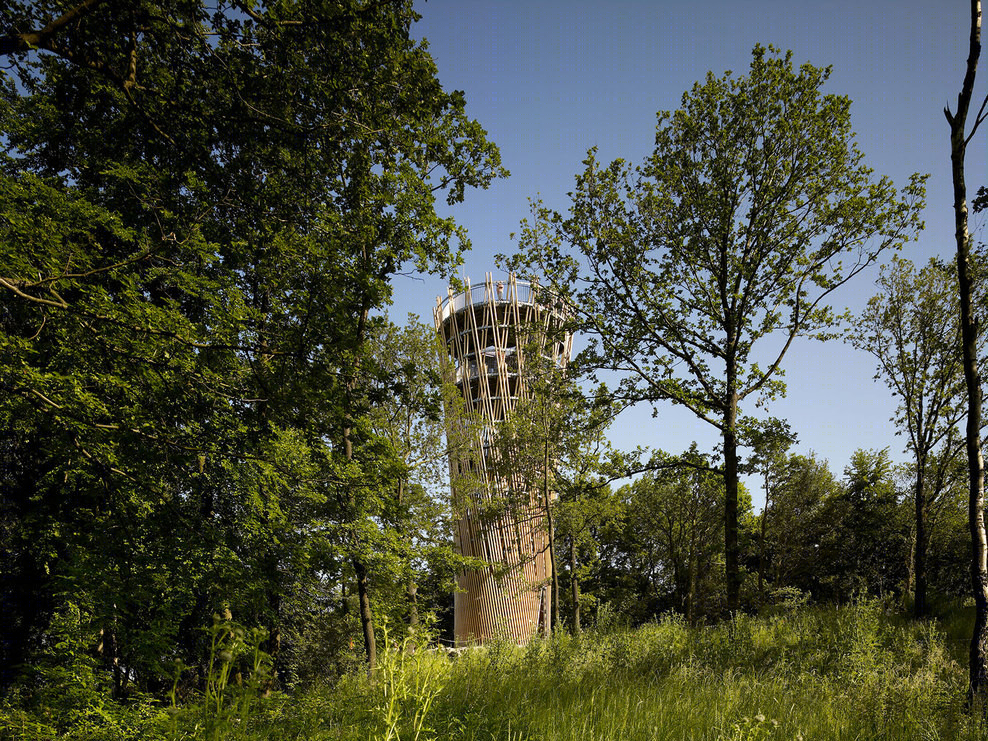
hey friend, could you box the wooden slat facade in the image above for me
[434,273,573,645]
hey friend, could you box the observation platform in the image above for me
[435,276,545,325]
[434,274,571,409]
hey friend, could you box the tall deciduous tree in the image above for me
[508,45,926,611]
[850,257,966,617]
[944,0,988,701]
[1,0,504,680]
[555,476,620,634]
[763,453,839,596]
[552,392,625,635]
[816,449,909,602]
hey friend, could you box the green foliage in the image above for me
[926,469,973,600]
[814,449,910,601]
[0,602,167,740]
[606,449,730,623]
[2,0,504,690]
[754,452,839,597]
[343,603,980,740]
[718,713,782,741]
[368,621,447,741]
[504,43,926,611]
[849,255,969,616]
[365,317,464,634]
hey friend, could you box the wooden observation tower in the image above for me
[434,273,574,644]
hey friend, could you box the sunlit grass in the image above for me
[4,601,988,740]
[257,601,985,740]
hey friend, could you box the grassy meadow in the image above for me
[3,601,987,741]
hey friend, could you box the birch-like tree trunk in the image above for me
[944,0,988,701]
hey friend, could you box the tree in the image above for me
[762,452,839,597]
[816,449,909,602]
[925,455,975,601]
[945,0,988,701]
[609,447,734,623]
[507,45,926,611]
[744,418,798,603]
[1,0,504,682]
[850,257,966,617]
[551,393,625,634]
[366,316,462,632]
[555,476,621,634]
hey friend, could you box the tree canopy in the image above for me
[1,0,504,684]
[505,45,926,611]
[850,257,968,616]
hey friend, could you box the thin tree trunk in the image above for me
[344,298,376,671]
[407,580,419,628]
[266,580,282,691]
[724,385,741,613]
[945,0,988,701]
[98,617,122,699]
[914,462,929,618]
[352,557,376,669]
[396,479,419,630]
[687,551,697,626]
[343,429,376,670]
[569,536,581,634]
[543,438,559,633]
[758,469,770,603]
[344,425,376,670]
[905,521,916,613]
[685,523,698,625]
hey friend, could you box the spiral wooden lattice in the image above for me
[434,273,573,644]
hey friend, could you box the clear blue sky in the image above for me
[391,0,987,504]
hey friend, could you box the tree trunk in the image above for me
[724,387,741,613]
[687,550,697,626]
[344,419,376,670]
[352,557,376,670]
[905,522,916,613]
[914,462,929,618]
[396,479,419,630]
[569,536,581,634]
[343,294,377,671]
[265,580,282,690]
[98,617,122,699]
[407,580,419,628]
[543,439,559,633]
[758,470,770,604]
[946,0,988,701]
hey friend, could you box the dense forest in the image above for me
[2,0,988,739]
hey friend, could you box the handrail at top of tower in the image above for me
[434,274,566,325]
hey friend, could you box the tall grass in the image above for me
[316,601,985,741]
[409,604,967,740]
[3,601,986,740]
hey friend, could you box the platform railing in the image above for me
[436,278,542,324]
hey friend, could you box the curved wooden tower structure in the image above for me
[434,273,573,645]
